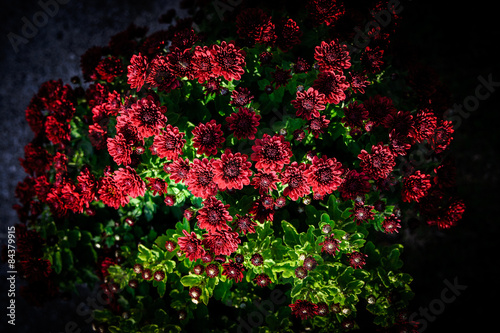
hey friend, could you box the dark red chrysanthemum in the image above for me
[289,300,318,320]
[166,158,190,184]
[202,230,241,256]
[19,142,53,176]
[107,133,133,166]
[164,194,175,206]
[113,166,146,199]
[192,45,217,84]
[303,256,317,271]
[88,124,107,150]
[348,251,367,269]
[350,203,375,225]
[165,240,176,252]
[307,0,345,26]
[428,120,454,154]
[225,107,261,140]
[276,18,302,52]
[96,56,124,83]
[178,230,206,261]
[312,71,349,104]
[402,171,432,203]
[235,8,275,45]
[388,129,412,156]
[192,119,225,156]
[338,169,370,201]
[212,149,252,191]
[382,214,401,234]
[230,87,254,107]
[253,273,271,287]
[414,109,438,143]
[170,27,199,50]
[19,257,52,282]
[127,96,168,139]
[146,55,181,93]
[151,125,186,160]
[205,263,220,278]
[234,214,257,235]
[349,71,370,94]
[361,46,385,73]
[185,158,218,199]
[45,116,70,146]
[432,199,466,229]
[314,40,351,72]
[165,47,195,80]
[342,101,369,129]
[270,67,292,88]
[189,286,202,300]
[250,253,264,266]
[249,198,275,223]
[295,266,308,279]
[358,143,396,180]
[305,155,343,196]
[281,162,310,201]
[127,53,148,91]
[251,134,292,172]
[319,235,340,255]
[98,173,129,209]
[197,197,232,233]
[383,111,416,138]
[210,41,246,81]
[250,170,279,195]
[222,260,245,283]
[293,57,311,73]
[146,177,167,196]
[76,167,96,206]
[292,87,326,120]
[363,95,398,127]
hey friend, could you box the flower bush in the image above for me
[12,0,465,332]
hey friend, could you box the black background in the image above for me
[1,0,499,332]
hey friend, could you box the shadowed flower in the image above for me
[230,87,254,107]
[127,53,148,91]
[202,230,241,256]
[314,40,351,72]
[402,171,432,203]
[178,230,206,261]
[312,71,349,104]
[342,101,369,129]
[197,197,232,233]
[146,55,181,93]
[289,299,318,320]
[338,169,370,201]
[225,107,261,140]
[305,155,343,196]
[192,119,225,156]
[222,260,245,283]
[292,87,326,120]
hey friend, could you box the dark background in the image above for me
[1,0,498,332]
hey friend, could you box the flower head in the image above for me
[234,214,257,235]
[185,158,218,199]
[382,214,401,234]
[282,162,310,201]
[197,197,232,233]
[113,166,146,199]
[314,40,351,72]
[348,251,367,269]
[319,235,340,256]
[202,230,241,256]
[250,170,279,195]
[210,41,246,81]
[225,107,261,140]
[312,71,349,105]
[177,230,206,261]
[358,143,396,180]
[127,96,168,139]
[151,125,186,160]
[251,134,292,172]
[127,53,148,91]
[289,300,318,320]
[212,149,253,191]
[192,120,225,156]
[292,87,326,120]
[305,155,343,196]
[402,171,432,203]
[222,260,245,283]
[253,273,272,287]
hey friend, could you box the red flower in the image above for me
[230,87,254,107]
[429,120,454,153]
[107,133,133,166]
[165,47,195,80]
[225,107,261,140]
[292,87,326,120]
[98,173,129,209]
[363,95,397,127]
[348,71,371,94]
[88,124,107,150]
[314,40,351,72]
[202,230,241,256]
[270,67,292,88]
[235,8,275,45]
[185,158,218,199]
[113,166,146,199]
[250,170,279,195]
[212,149,253,191]
[383,111,416,138]
[178,230,206,261]
[281,162,310,201]
[361,46,385,73]
[251,134,292,172]
[312,71,349,104]
[127,96,168,139]
[338,169,370,201]
[76,167,96,206]
[319,235,340,255]
[151,125,186,160]
[432,199,466,229]
[146,55,181,93]
[210,41,246,81]
[146,177,167,196]
[253,273,272,287]
[348,251,368,269]
[45,116,70,146]
[414,109,438,143]
[166,158,191,184]
[307,115,330,138]
[192,45,217,84]
[222,260,245,283]
[358,143,396,180]
[127,53,148,91]
[350,203,375,225]
[192,119,225,156]
[189,286,202,300]
[293,57,311,73]
[276,18,302,52]
[305,155,343,196]
[96,56,124,82]
[233,214,257,235]
[402,171,432,203]
[205,263,220,278]
[164,195,176,206]
[307,0,345,26]
[342,101,369,129]
[197,197,232,233]
[289,300,318,320]
[382,214,401,234]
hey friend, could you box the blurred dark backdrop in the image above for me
[1,0,498,332]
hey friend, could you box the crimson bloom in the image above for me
[338,169,370,201]
[127,95,168,139]
[185,158,218,199]
[225,107,261,140]
[429,120,454,153]
[342,101,369,129]
[151,125,186,160]
[197,197,232,233]
[350,203,375,225]
[289,300,318,320]
[146,55,181,93]
[358,143,396,180]
[305,155,344,196]
[314,40,351,72]
[113,166,146,199]
[250,170,279,195]
[166,158,190,184]
[235,8,275,45]
[307,0,345,26]
[363,95,397,127]
[276,18,302,52]
[192,45,217,84]
[233,214,257,235]
[402,171,432,203]
[251,134,292,172]
[382,214,401,234]
[319,235,340,255]
[96,56,124,82]
[281,162,310,201]
[312,71,349,104]
[253,273,272,287]
[212,149,253,191]
[230,87,254,107]
[98,173,129,209]
[146,177,167,196]
[127,53,148,91]
[292,87,326,120]
[414,109,438,143]
[107,133,132,166]
[192,119,225,156]
[222,260,245,283]
[202,230,241,256]
[348,251,368,269]
[210,41,246,81]
[177,230,206,261]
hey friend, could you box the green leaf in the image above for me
[281,220,299,247]
[52,251,62,274]
[67,229,81,248]
[180,274,204,287]
[138,244,152,262]
[157,281,166,297]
